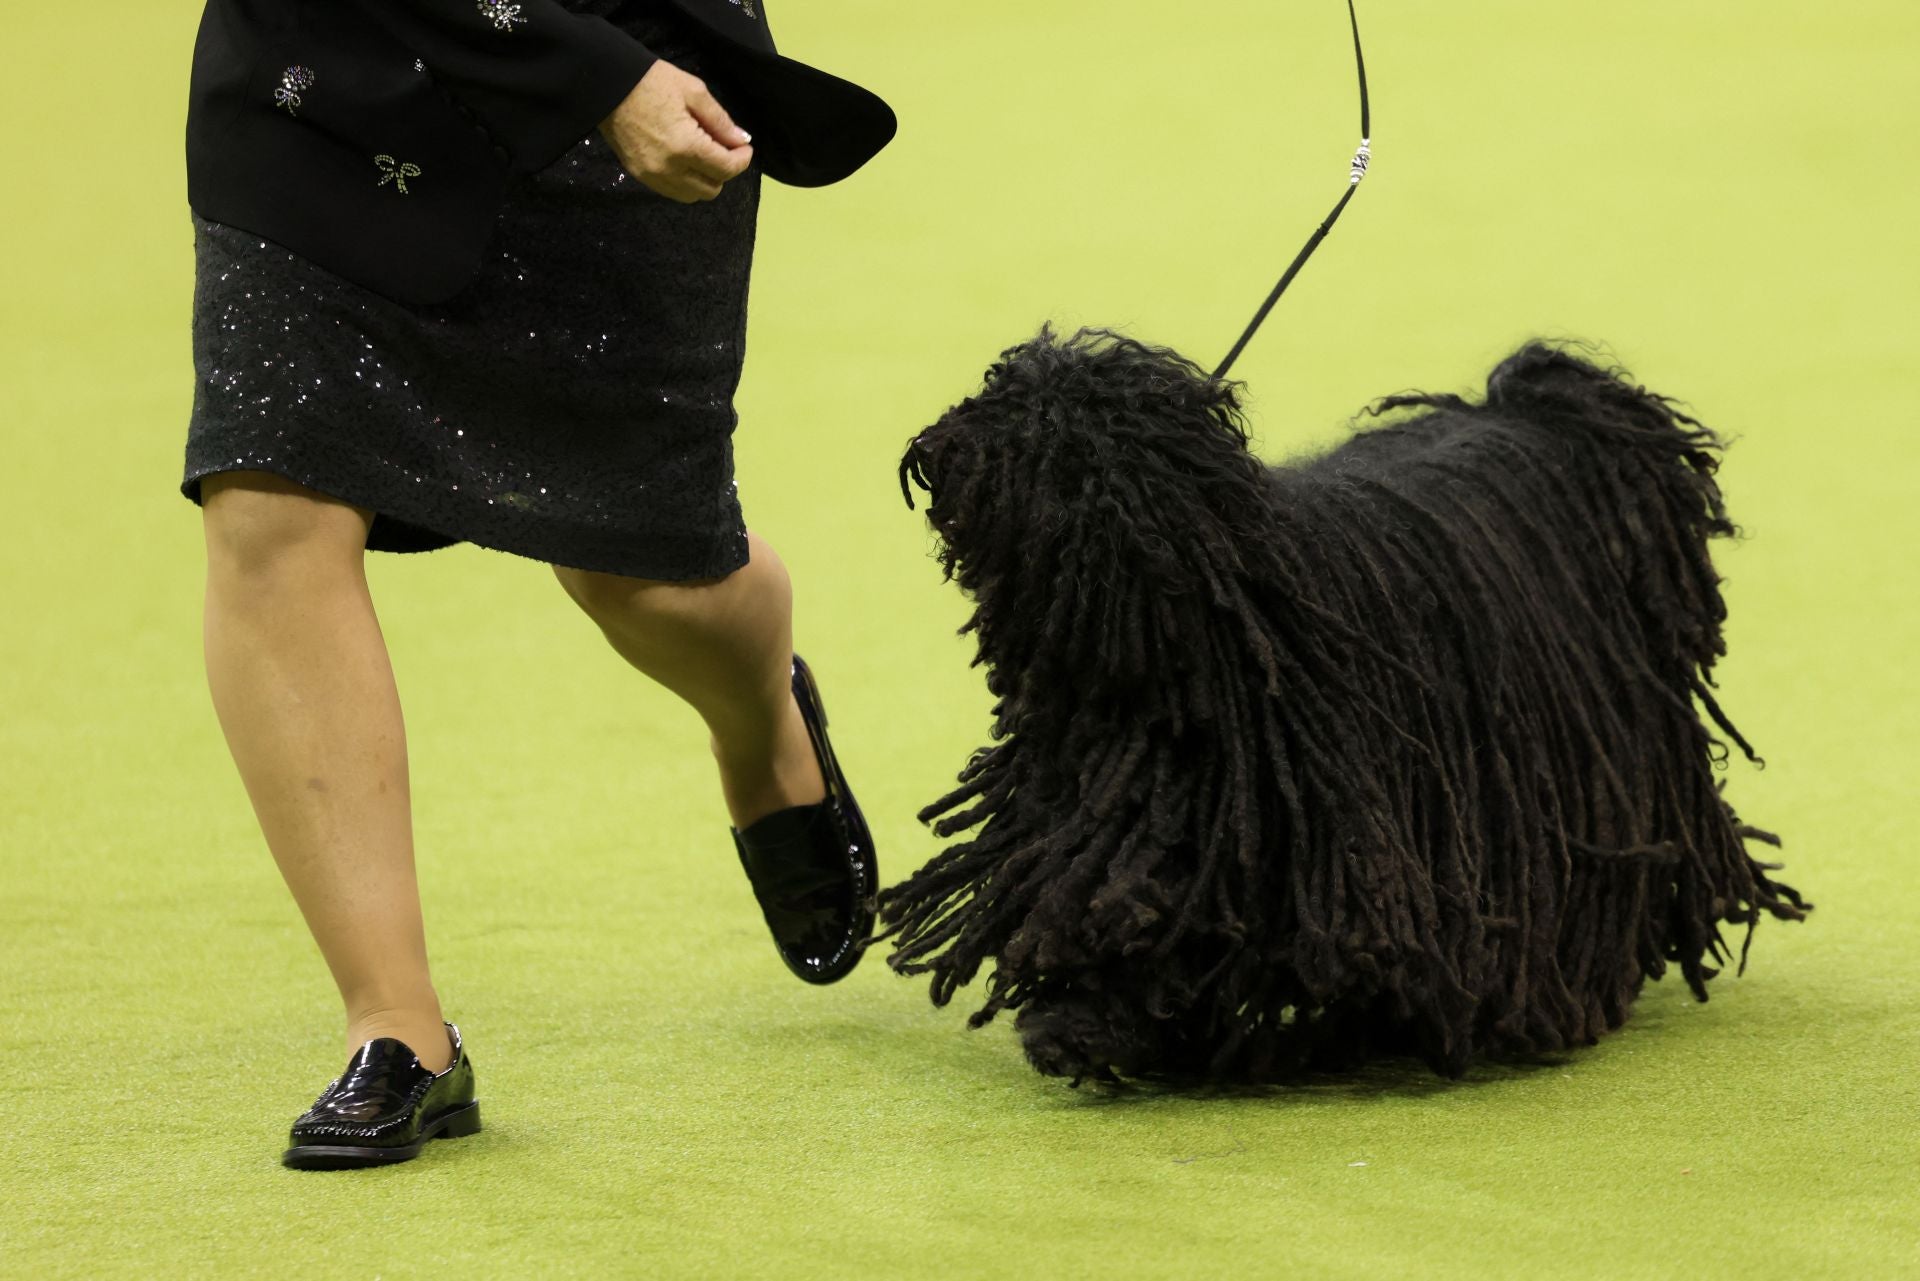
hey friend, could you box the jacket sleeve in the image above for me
[352,0,658,174]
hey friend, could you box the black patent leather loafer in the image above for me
[731,654,878,985]
[282,1022,480,1170]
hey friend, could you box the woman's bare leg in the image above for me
[553,532,824,828]
[200,471,450,1072]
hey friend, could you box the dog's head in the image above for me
[901,327,1267,700]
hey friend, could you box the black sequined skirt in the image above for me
[181,6,758,580]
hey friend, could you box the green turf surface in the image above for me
[3,1,1915,1275]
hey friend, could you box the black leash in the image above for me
[1213,0,1371,381]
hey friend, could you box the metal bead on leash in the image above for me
[1211,0,1374,381]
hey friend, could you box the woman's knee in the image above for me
[553,564,720,635]
[201,470,372,582]
[554,536,789,651]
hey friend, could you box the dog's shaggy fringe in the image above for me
[883,327,1808,1084]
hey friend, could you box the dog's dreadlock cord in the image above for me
[884,331,1807,1083]
[1213,0,1372,381]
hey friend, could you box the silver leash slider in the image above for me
[1349,137,1372,185]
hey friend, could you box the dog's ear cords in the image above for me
[1213,0,1372,381]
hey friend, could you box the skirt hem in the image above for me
[180,460,749,583]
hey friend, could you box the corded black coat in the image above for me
[186,0,669,305]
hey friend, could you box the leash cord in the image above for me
[1212,0,1371,381]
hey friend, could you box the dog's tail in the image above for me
[1373,343,1760,758]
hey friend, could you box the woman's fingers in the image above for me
[601,60,755,203]
[679,127,753,185]
[686,83,751,149]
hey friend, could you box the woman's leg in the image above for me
[200,471,451,1072]
[553,532,824,828]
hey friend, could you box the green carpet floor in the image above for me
[3,1,1914,1276]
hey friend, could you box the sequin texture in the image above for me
[183,8,757,578]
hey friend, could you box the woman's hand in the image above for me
[598,60,754,203]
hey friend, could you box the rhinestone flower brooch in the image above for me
[477,0,526,31]
[274,66,315,116]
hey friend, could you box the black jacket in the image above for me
[187,0,731,304]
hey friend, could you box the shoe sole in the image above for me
[789,654,880,985]
[281,1099,482,1170]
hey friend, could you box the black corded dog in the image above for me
[881,328,1808,1084]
